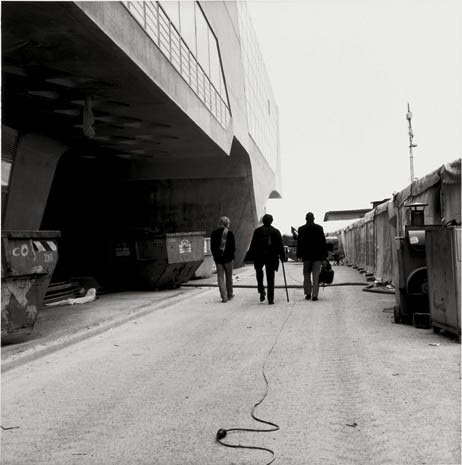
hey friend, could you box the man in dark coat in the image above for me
[211,216,236,303]
[296,212,328,301]
[247,214,285,305]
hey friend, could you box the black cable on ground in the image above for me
[182,282,367,289]
[215,302,295,464]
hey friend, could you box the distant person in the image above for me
[296,212,328,301]
[211,216,235,303]
[247,214,285,305]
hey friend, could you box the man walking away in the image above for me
[211,216,235,303]
[247,214,285,305]
[296,212,328,301]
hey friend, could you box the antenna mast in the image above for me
[406,103,417,183]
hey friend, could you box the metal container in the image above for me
[426,227,461,341]
[107,231,205,290]
[1,230,60,339]
[394,225,440,325]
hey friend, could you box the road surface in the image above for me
[2,264,460,465]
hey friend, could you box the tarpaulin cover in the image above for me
[336,158,461,285]
[439,159,461,184]
[373,208,394,283]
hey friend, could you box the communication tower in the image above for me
[406,103,418,183]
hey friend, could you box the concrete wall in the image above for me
[78,0,279,225]
[2,1,281,280]
[200,1,279,220]
[127,138,257,264]
[3,134,67,230]
[76,1,234,157]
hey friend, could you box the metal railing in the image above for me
[122,1,231,128]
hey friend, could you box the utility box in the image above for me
[1,230,60,339]
[108,231,205,290]
[394,225,440,325]
[426,227,461,341]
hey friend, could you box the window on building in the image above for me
[195,3,210,76]
[209,30,221,92]
[123,1,230,125]
[159,0,180,31]
[179,1,196,55]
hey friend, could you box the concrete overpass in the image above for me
[2,1,281,285]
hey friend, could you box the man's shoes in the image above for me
[305,295,311,300]
[259,292,266,302]
[268,301,274,305]
[228,294,235,300]
[312,297,318,301]
[221,298,228,303]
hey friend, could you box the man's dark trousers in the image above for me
[255,261,276,302]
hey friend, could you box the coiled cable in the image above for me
[216,301,295,464]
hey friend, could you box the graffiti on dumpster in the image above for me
[2,234,59,336]
[2,279,38,327]
[6,239,58,276]
[179,239,192,254]
[11,242,55,261]
[11,242,56,260]
[6,279,32,307]
[12,244,30,257]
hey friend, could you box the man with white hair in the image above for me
[211,216,236,303]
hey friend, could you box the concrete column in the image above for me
[3,133,68,230]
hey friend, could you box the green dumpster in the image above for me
[1,230,60,339]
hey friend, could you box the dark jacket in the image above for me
[296,223,328,261]
[247,225,285,269]
[210,227,235,264]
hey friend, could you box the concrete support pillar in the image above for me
[3,133,68,230]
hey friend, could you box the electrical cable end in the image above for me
[216,428,227,440]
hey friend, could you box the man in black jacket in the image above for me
[296,212,328,301]
[211,216,236,303]
[247,214,285,305]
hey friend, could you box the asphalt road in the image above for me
[1,265,460,465]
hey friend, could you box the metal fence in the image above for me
[122,1,231,128]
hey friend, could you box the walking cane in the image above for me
[280,257,289,302]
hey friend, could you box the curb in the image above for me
[2,287,213,373]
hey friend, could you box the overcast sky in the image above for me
[246,0,461,234]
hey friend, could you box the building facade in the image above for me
[1,1,281,292]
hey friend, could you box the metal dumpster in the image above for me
[108,231,205,290]
[1,230,60,339]
[426,227,461,341]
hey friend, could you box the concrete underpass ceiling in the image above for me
[1,1,226,161]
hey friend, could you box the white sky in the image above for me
[246,0,462,234]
